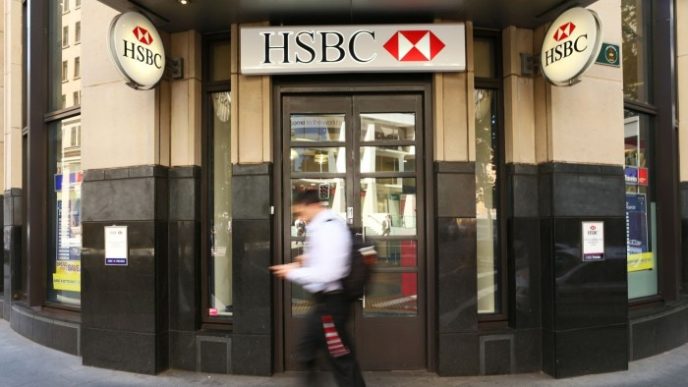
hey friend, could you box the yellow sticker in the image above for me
[53,260,81,292]
[627,252,653,272]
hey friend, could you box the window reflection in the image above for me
[360,146,415,173]
[291,114,346,142]
[51,0,81,110]
[364,273,417,318]
[209,91,232,317]
[475,89,500,314]
[48,116,82,306]
[625,111,657,298]
[291,147,346,173]
[622,0,653,103]
[361,178,416,237]
[360,113,415,141]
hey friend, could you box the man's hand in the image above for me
[270,262,300,279]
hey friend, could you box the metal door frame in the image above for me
[271,75,436,372]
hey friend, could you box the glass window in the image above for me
[622,0,653,103]
[62,26,68,47]
[474,38,496,78]
[625,111,658,298]
[62,61,68,82]
[74,57,80,79]
[208,91,232,318]
[50,1,81,110]
[475,89,500,314]
[47,116,82,306]
[75,22,80,44]
[45,0,82,307]
[209,40,231,82]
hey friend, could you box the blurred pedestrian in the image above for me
[271,189,366,387]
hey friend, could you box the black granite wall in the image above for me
[168,166,201,371]
[435,161,478,376]
[230,163,272,375]
[681,182,688,291]
[539,163,628,378]
[506,164,542,373]
[81,166,169,374]
[3,189,21,321]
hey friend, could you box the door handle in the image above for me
[347,206,353,224]
[358,293,366,308]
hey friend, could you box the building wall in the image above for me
[679,0,688,182]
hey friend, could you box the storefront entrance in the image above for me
[279,90,428,371]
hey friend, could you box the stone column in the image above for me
[434,21,480,376]
[535,1,628,378]
[80,2,170,374]
[677,0,688,290]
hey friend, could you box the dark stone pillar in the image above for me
[539,163,628,378]
[168,166,201,371]
[3,189,22,321]
[435,162,478,376]
[231,163,272,375]
[681,182,688,290]
[81,166,169,374]
[506,164,542,372]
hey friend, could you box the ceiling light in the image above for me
[178,0,190,5]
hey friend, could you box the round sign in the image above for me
[108,12,166,90]
[540,7,602,86]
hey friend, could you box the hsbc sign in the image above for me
[108,12,166,90]
[240,24,465,75]
[540,7,603,86]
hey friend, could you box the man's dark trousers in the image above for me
[297,292,366,387]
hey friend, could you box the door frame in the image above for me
[271,74,436,372]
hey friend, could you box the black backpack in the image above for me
[341,227,377,300]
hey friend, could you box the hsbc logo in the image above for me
[553,22,576,42]
[383,30,446,61]
[109,12,166,90]
[540,7,602,86]
[132,26,154,45]
[242,24,465,75]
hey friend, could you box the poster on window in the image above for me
[626,193,653,272]
[53,260,81,292]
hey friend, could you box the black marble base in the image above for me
[630,300,688,360]
[82,327,167,374]
[438,332,479,376]
[9,304,79,355]
[543,324,628,378]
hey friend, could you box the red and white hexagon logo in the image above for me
[383,30,446,61]
[133,26,154,45]
[553,22,576,42]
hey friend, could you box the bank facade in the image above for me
[1,0,687,379]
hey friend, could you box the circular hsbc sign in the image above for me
[540,7,602,86]
[108,12,165,90]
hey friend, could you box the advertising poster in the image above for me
[626,193,653,272]
[53,260,81,292]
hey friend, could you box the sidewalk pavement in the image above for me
[1,319,687,386]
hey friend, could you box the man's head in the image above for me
[292,189,325,223]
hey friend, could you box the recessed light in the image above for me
[178,0,190,5]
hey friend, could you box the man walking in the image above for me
[271,190,366,387]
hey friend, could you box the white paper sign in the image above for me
[582,221,604,261]
[105,226,128,266]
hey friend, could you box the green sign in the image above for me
[596,43,620,67]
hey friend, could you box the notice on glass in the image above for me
[105,226,128,266]
[582,221,604,261]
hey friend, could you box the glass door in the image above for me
[282,93,425,370]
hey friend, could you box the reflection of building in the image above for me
[2,0,688,382]
[61,0,82,108]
